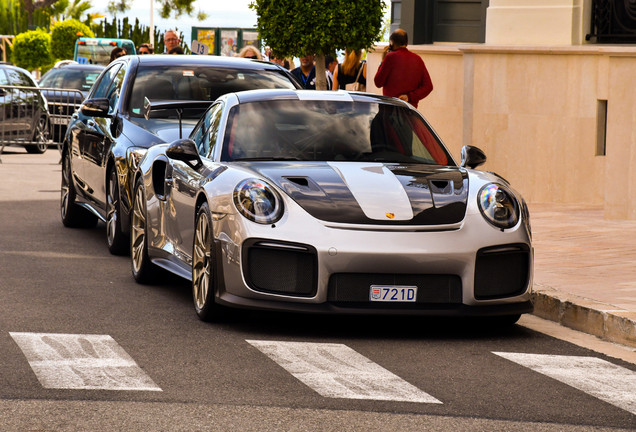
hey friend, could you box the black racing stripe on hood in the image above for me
[239,162,468,225]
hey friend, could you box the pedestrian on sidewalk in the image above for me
[138,43,153,55]
[291,54,332,89]
[291,54,318,89]
[325,54,338,90]
[374,29,433,108]
[109,47,126,64]
[332,49,366,91]
[164,30,180,54]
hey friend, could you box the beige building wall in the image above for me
[367,44,636,220]
[486,0,593,45]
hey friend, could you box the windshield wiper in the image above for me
[233,157,303,161]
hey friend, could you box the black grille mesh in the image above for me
[328,273,462,303]
[247,247,315,296]
[474,247,530,299]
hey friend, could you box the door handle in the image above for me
[87,119,95,127]
[165,178,174,188]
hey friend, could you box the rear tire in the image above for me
[131,177,156,283]
[26,116,49,154]
[107,166,129,255]
[61,149,98,228]
[192,202,225,322]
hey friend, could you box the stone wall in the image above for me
[367,44,636,220]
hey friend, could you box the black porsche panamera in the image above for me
[60,54,301,255]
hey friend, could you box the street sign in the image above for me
[191,40,209,56]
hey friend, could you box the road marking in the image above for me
[493,352,636,415]
[10,333,161,391]
[247,340,441,403]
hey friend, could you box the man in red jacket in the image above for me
[374,29,433,108]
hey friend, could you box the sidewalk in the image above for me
[529,203,636,348]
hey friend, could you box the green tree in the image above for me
[50,19,94,60]
[11,28,52,71]
[250,0,385,90]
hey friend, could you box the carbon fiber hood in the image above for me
[240,162,469,225]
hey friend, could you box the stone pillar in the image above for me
[486,0,592,45]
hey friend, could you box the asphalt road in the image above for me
[0,148,635,431]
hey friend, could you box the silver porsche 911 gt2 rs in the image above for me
[130,89,533,323]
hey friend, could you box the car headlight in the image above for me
[233,179,283,224]
[478,183,519,229]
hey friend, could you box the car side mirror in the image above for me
[460,145,487,169]
[80,98,110,118]
[166,139,203,169]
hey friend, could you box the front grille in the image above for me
[328,273,462,304]
[244,240,317,297]
[474,244,530,299]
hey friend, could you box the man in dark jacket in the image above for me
[291,54,317,89]
[374,30,433,108]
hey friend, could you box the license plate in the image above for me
[51,117,68,125]
[370,285,418,302]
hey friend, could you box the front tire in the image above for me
[61,149,98,228]
[192,202,224,322]
[107,166,129,255]
[26,116,49,154]
[131,177,156,283]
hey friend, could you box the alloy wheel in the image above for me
[60,154,71,219]
[34,117,49,153]
[192,212,211,310]
[107,170,119,247]
[131,186,146,274]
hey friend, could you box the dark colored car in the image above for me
[60,54,301,256]
[0,63,49,153]
[39,63,104,142]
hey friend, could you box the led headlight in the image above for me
[233,179,283,224]
[478,183,519,229]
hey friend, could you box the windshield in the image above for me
[76,44,118,66]
[128,66,297,118]
[221,100,453,165]
[39,69,101,92]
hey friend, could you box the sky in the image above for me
[86,0,390,48]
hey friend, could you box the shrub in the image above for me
[12,29,52,71]
[51,19,94,60]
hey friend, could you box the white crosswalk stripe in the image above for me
[10,333,161,391]
[247,340,442,403]
[493,352,636,415]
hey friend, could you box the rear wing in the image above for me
[143,98,214,138]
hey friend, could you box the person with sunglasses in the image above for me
[238,46,262,60]
[109,47,126,64]
[138,43,153,55]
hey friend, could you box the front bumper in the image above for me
[212,206,534,316]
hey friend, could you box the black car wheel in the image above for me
[192,202,225,322]
[106,167,129,255]
[131,177,156,283]
[26,116,49,154]
[61,150,98,228]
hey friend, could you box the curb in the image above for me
[531,284,636,349]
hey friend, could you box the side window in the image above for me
[91,64,121,99]
[206,103,224,158]
[196,103,223,158]
[0,70,9,86]
[191,122,207,155]
[105,64,127,113]
[7,69,34,87]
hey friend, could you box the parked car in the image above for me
[39,62,104,142]
[0,63,49,153]
[130,89,534,323]
[60,55,301,258]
